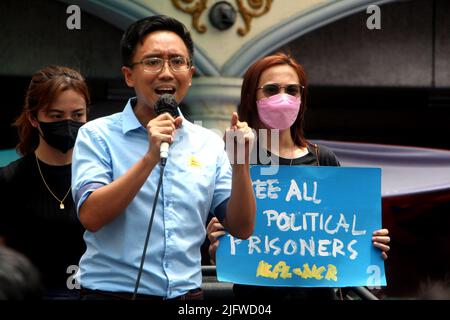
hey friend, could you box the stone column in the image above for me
[183,76,243,136]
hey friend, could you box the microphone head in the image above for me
[154,94,179,117]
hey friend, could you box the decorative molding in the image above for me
[235,0,273,36]
[209,1,237,30]
[171,0,208,33]
[57,0,399,77]
[171,0,273,37]
[57,0,220,75]
[222,0,398,76]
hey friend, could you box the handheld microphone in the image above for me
[154,94,179,166]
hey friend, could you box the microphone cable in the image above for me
[132,162,165,300]
[133,93,176,299]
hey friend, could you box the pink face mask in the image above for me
[256,93,301,130]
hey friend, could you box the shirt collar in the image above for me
[122,97,187,134]
[122,98,142,134]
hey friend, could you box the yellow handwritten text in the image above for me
[256,261,292,279]
[256,260,338,281]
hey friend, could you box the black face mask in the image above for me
[38,119,84,153]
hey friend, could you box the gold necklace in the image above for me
[35,154,72,210]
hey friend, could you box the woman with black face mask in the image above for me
[0,66,89,299]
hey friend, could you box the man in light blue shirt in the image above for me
[71,15,255,300]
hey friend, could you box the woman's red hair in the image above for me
[238,52,308,147]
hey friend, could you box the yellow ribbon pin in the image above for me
[188,155,202,168]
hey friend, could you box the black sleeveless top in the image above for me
[258,143,340,167]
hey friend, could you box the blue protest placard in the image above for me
[216,166,386,287]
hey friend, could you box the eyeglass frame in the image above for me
[128,56,193,73]
[257,83,305,97]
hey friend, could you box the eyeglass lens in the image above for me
[263,84,301,97]
[142,57,189,72]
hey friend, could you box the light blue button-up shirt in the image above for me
[72,98,232,298]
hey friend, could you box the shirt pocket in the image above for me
[168,155,216,211]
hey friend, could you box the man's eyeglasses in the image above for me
[257,83,305,98]
[129,56,192,73]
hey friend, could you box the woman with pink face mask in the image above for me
[206,52,390,300]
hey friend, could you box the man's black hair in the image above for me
[121,15,194,67]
